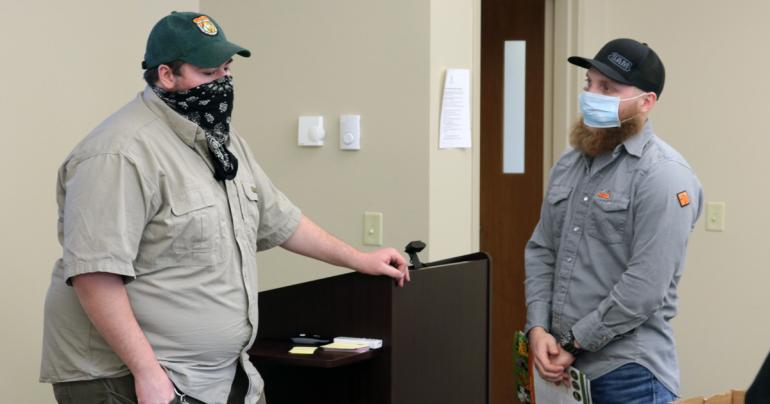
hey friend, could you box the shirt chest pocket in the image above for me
[240,182,261,245]
[169,189,223,264]
[588,193,630,244]
[547,185,573,237]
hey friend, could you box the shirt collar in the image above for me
[142,86,207,149]
[620,120,653,158]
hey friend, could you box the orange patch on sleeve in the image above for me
[677,191,690,207]
[597,192,610,200]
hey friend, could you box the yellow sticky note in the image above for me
[289,346,317,355]
[320,342,369,350]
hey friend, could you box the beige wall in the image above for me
[560,0,770,397]
[428,0,480,261]
[202,0,480,291]
[0,2,199,402]
[201,0,431,289]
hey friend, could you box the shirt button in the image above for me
[566,257,573,263]
[573,226,580,232]
[251,185,258,193]
[583,195,589,202]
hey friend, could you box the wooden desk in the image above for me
[249,253,491,404]
[249,340,378,368]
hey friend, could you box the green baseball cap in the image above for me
[142,11,251,69]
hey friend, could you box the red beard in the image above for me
[569,116,644,157]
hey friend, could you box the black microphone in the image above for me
[404,240,426,270]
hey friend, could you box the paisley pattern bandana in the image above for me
[153,76,238,181]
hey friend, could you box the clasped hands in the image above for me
[528,327,577,385]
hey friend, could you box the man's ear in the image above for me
[156,65,177,91]
[640,92,657,113]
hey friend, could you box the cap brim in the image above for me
[567,56,632,86]
[184,41,251,68]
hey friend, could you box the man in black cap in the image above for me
[524,38,703,403]
[40,11,409,404]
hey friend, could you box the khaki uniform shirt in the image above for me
[525,122,702,394]
[40,87,301,404]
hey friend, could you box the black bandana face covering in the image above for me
[154,76,238,181]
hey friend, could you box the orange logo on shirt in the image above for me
[597,192,610,200]
[677,191,690,207]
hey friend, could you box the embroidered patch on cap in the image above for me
[677,191,690,207]
[597,191,611,200]
[608,52,633,72]
[193,15,218,36]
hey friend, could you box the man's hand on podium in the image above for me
[353,248,410,287]
[280,215,410,287]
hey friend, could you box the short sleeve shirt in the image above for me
[40,87,301,404]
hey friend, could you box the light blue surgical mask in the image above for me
[579,91,646,128]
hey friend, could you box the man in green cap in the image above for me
[40,11,410,404]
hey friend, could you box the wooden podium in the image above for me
[249,252,491,404]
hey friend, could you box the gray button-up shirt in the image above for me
[40,87,301,404]
[524,121,702,394]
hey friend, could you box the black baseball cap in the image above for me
[142,11,251,70]
[568,38,665,98]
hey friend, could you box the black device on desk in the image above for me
[290,333,331,346]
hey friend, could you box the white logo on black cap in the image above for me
[608,52,632,72]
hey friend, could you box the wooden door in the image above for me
[481,0,545,402]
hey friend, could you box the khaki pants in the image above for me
[52,365,264,404]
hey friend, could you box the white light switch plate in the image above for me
[339,114,360,150]
[298,116,325,146]
[705,201,725,232]
[363,211,383,246]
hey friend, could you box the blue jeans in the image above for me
[590,363,676,404]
